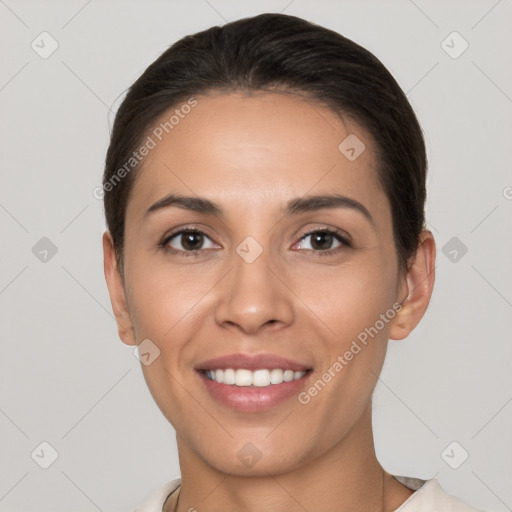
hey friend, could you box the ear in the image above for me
[102,231,136,346]
[389,230,436,340]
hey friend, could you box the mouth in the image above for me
[194,353,313,412]
[200,368,311,387]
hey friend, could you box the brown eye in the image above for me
[178,231,204,251]
[163,229,217,254]
[309,231,335,250]
[295,229,350,254]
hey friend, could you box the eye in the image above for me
[161,228,218,256]
[160,227,351,258]
[294,228,350,255]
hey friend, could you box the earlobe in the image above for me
[389,230,436,341]
[102,231,137,346]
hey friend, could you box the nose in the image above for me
[214,244,295,335]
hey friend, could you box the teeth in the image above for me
[235,369,252,386]
[223,368,236,385]
[253,369,270,387]
[283,370,294,382]
[203,368,308,386]
[270,369,284,384]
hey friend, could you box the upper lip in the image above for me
[195,353,312,372]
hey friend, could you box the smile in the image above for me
[202,368,309,387]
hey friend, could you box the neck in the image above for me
[167,404,413,512]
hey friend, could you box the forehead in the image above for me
[126,91,387,223]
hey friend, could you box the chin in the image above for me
[206,449,304,477]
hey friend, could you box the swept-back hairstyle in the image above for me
[103,13,427,274]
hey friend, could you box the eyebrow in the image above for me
[144,193,374,225]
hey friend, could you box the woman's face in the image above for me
[108,91,414,475]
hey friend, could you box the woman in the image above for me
[102,13,482,512]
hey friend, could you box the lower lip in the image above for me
[196,370,312,413]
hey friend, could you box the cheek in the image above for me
[125,256,217,340]
[124,264,209,428]
[294,255,398,338]
[124,260,217,406]
[126,240,398,353]
[293,254,398,405]
[294,266,396,429]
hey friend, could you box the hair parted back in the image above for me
[103,12,427,275]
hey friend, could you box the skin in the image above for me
[103,91,436,512]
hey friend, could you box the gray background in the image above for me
[1,0,511,511]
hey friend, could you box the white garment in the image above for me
[134,475,484,511]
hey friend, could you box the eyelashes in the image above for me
[295,228,351,254]
[160,228,218,257]
[159,226,352,258]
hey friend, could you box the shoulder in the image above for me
[393,477,485,512]
[134,477,181,512]
[133,476,485,512]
